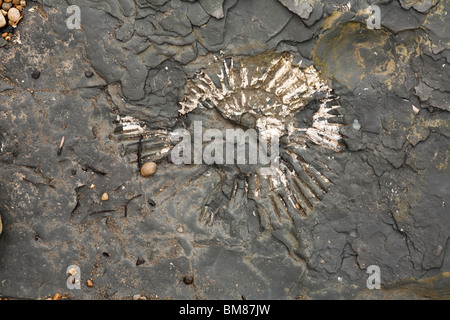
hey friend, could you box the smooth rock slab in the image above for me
[399,0,437,13]
[279,0,313,19]
[199,0,225,19]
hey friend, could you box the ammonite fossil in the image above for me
[113,50,344,254]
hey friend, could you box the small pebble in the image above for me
[147,198,155,206]
[101,192,109,201]
[352,119,361,131]
[136,256,145,266]
[52,293,62,300]
[71,169,77,175]
[84,71,93,78]
[183,276,194,285]
[31,71,40,79]
[140,161,157,177]
[87,279,94,287]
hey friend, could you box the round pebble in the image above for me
[2,2,12,11]
[7,7,20,23]
[85,71,93,78]
[140,161,157,177]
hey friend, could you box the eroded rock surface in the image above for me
[0,0,448,300]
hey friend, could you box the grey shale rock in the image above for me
[199,0,225,19]
[187,1,211,26]
[399,0,437,13]
[380,1,426,33]
[279,0,313,19]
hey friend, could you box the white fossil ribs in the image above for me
[179,51,344,151]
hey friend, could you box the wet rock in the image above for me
[157,1,192,37]
[267,16,313,47]
[221,0,292,54]
[380,1,425,34]
[199,0,225,19]
[187,1,210,26]
[279,0,313,19]
[302,1,323,26]
[414,81,434,102]
[399,0,437,13]
[428,90,450,111]
[423,0,450,53]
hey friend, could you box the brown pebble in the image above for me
[140,161,157,177]
[12,0,20,5]
[101,192,109,201]
[52,293,62,300]
[1,33,7,38]
[183,276,194,285]
[87,279,94,287]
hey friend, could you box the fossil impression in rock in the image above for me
[113,51,344,254]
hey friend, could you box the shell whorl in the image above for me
[179,51,344,152]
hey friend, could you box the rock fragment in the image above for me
[136,256,146,266]
[101,192,109,201]
[399,0,437,13]
[279,0,313,19]
[199,0,224,19]
[31,71,41,79]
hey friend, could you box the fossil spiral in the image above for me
[113,50,345,256]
